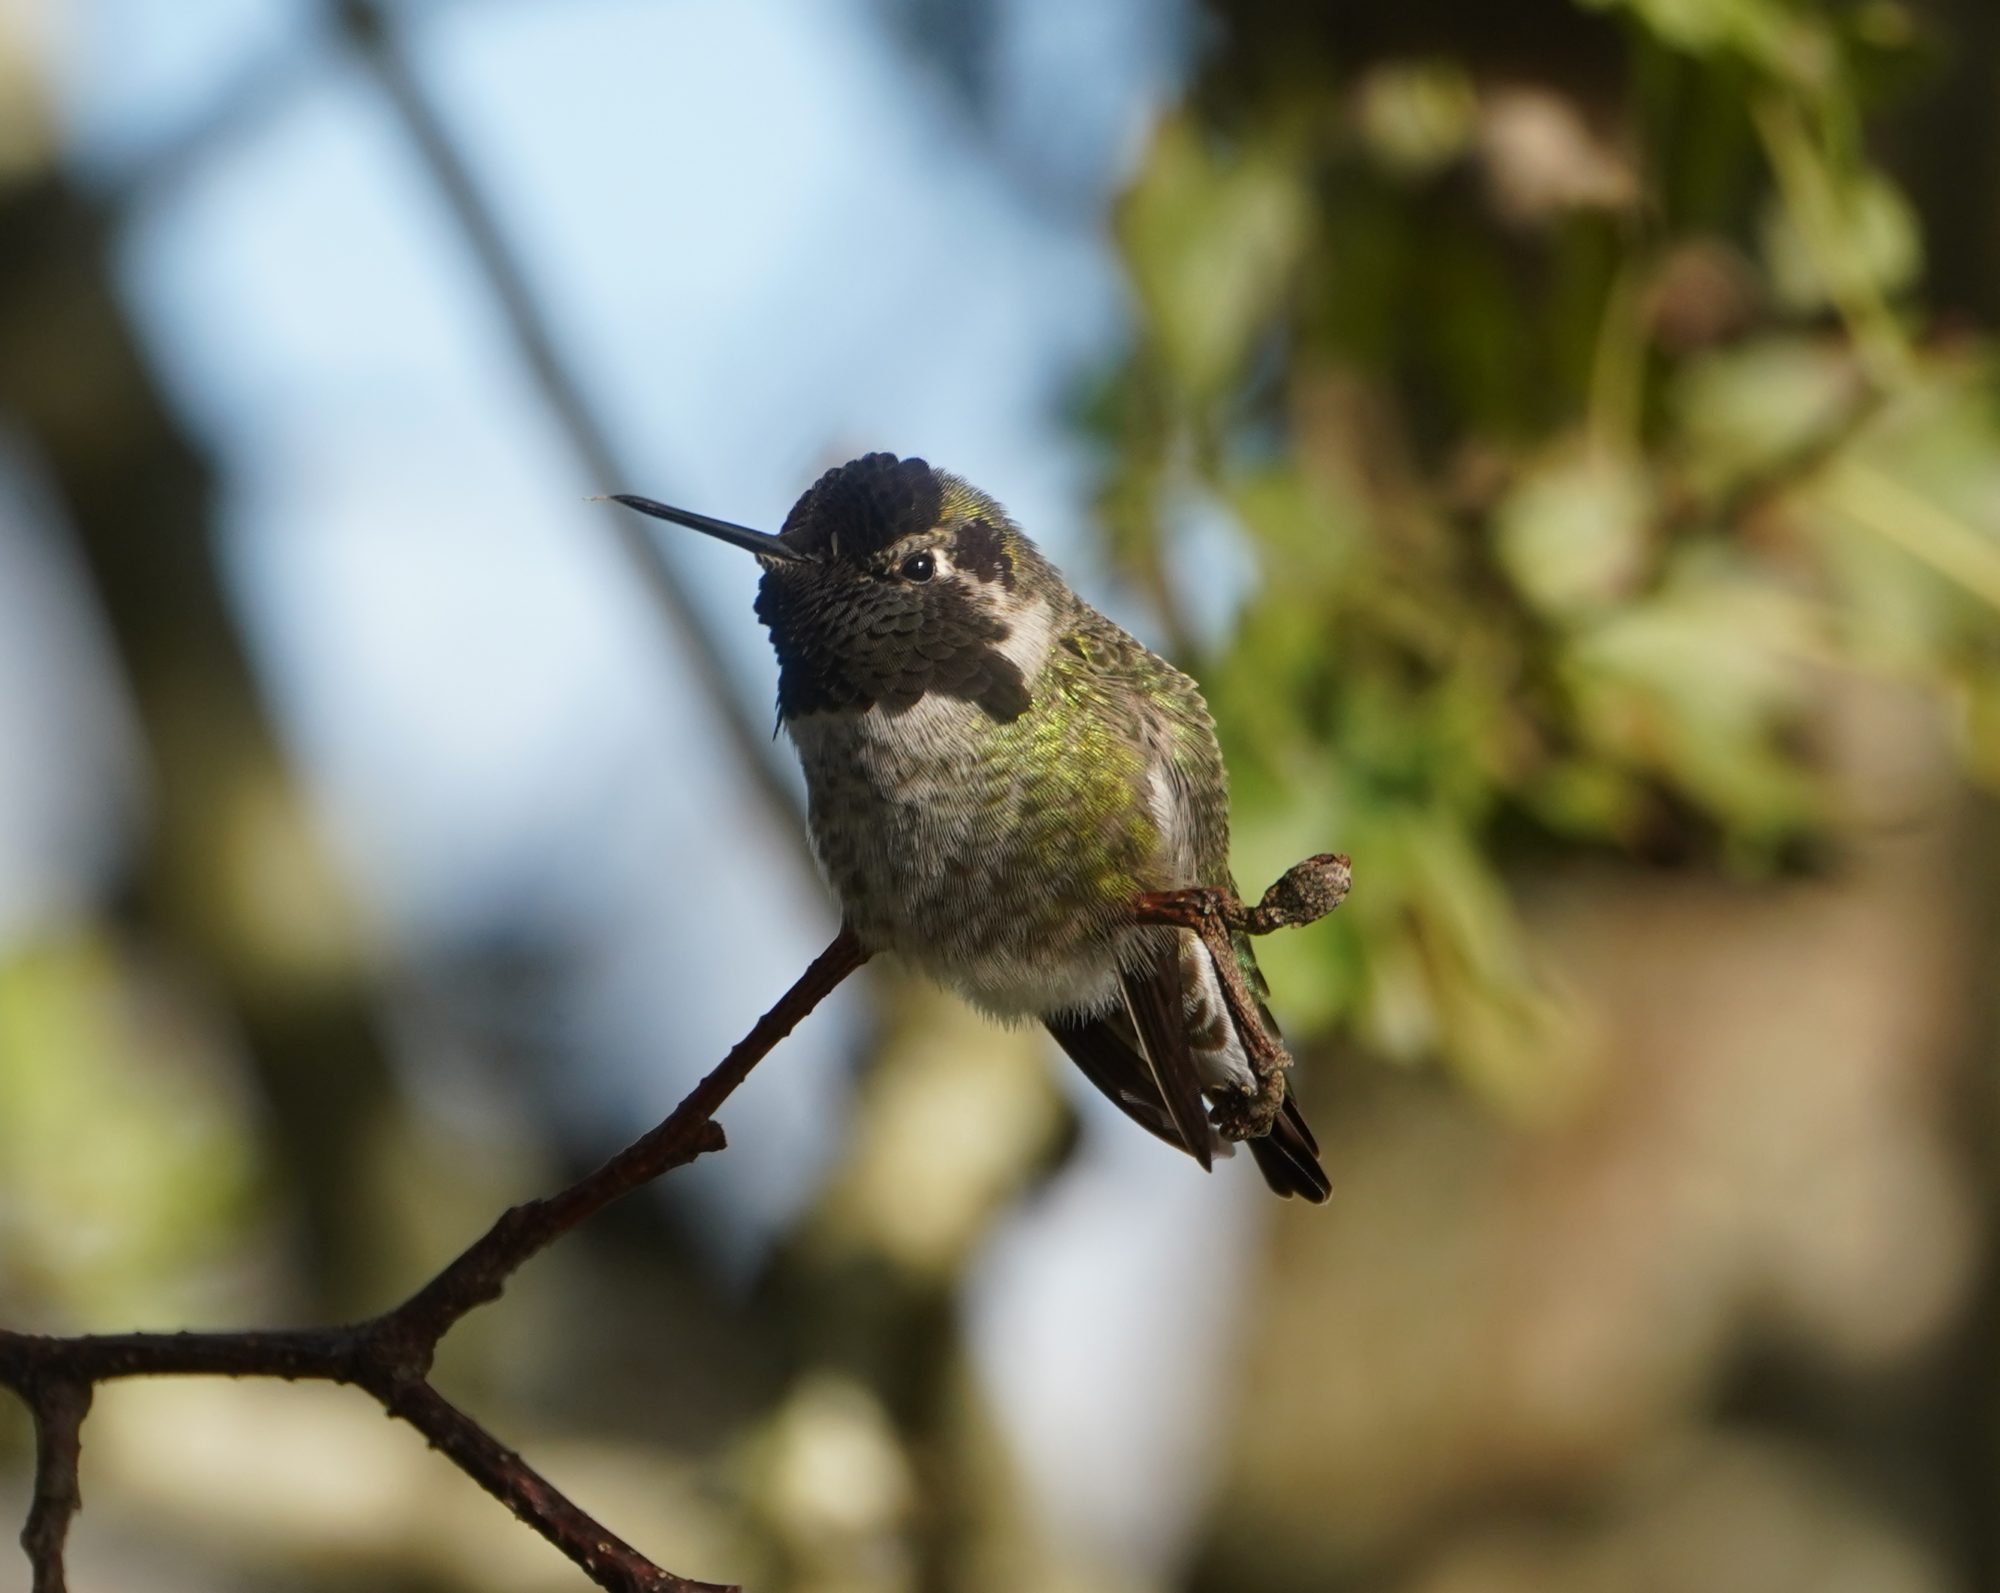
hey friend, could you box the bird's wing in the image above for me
[1117,936,1213,1170]
[1043,1009,1195,1156]
[1047,996,1331,1199]
[1043,934,1212,1171]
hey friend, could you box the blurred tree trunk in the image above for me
[0,174,396,1316]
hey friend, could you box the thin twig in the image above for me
[20,1376,89,1593]
[0,927,871,1593]
[378,1379,727,1593]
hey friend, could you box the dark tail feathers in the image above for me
[1248,1094,1331,1202]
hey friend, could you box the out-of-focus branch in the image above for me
[0,927,872,1593]
[327,0,809,853]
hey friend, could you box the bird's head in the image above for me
[613,453,1056,722]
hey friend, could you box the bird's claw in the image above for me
[1210,1066,1287,1143]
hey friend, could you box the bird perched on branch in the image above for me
[612,454,1328,1199]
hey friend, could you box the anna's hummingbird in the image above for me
[613,454,1328,1200]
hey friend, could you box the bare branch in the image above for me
[20,1375,89,1593]
[377,1380,734,1593]
[0,927,871,1593]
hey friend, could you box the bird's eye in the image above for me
[900,551,936,583]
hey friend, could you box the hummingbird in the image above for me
[612,454,1328,1200]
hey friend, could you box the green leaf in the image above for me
[1559,551,1825,843]
[1117,115,1309,405]
[1672,336,1863,499]
[1762,166,1922,312]
[1354,60,1479,179]
[1494,443,1655,618]
[1580,0,1836,85]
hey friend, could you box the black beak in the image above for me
[606,494,809,563]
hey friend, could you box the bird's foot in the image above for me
[1210,1066,1287,1143]
[1131,855,1352,939]
[1131,882,1237,933]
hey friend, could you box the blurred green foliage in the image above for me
[0,932,259,1323]
[1089,0,2000,1100]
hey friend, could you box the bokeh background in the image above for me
[3,1,1999,1589]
